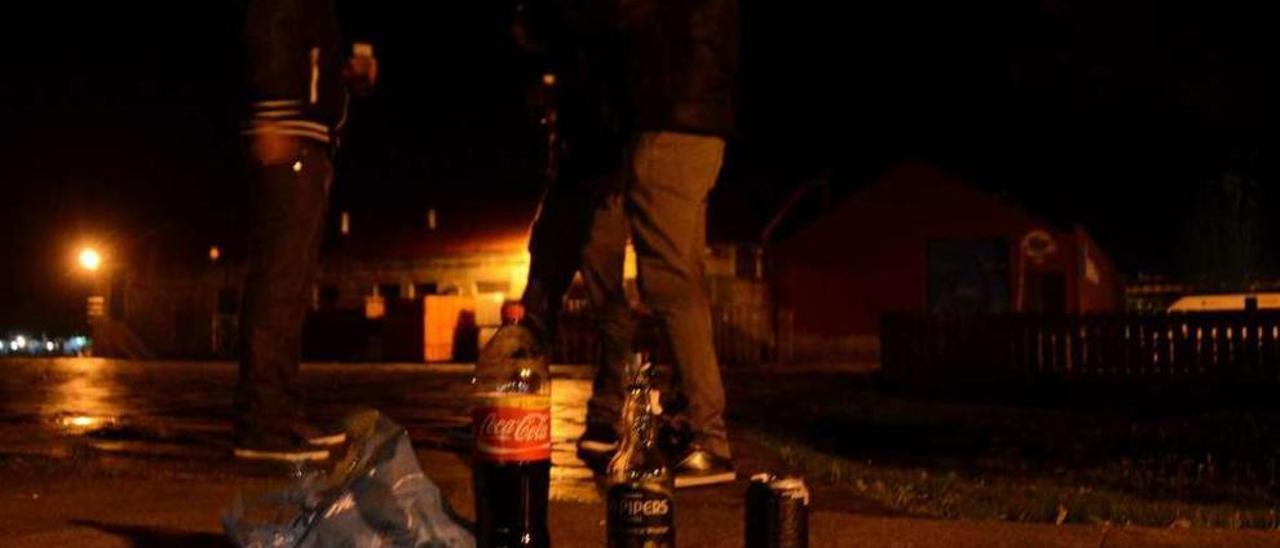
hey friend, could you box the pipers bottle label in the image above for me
[473,393,551,462]
[607,484,675,547]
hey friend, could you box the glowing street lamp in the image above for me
[79,248,102,272]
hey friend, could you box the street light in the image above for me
[76,247,106,336]
[79,248,102,272]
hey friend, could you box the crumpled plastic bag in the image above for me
[223,410,475,548]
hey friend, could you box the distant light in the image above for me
[68,416,96,427]
[8,341,17,351]
[428,208,437,231]
[79,248,102,272]
[66,336,89,351]
[45,341,54,352]
[541,73,556,87]
[292,160,303,173]
[209,245,221,262]
[340,211,351,236]
[58,415,106,430]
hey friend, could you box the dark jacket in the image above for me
[622,0,739,136]
[242,0,349,146]
[517,0,739,141]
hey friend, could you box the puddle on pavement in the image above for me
[40,359,126,436]
[50,412,118,435]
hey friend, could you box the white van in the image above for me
[1167,293,1280,312]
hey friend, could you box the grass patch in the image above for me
[747,429,1280,529]
[727,371,1280,529]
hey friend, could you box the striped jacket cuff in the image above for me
[242,100,331,143]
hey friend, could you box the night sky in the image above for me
[1,1,1272,333]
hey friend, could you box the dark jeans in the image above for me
[236,141,333,437]
[521,167,604,346]
[523,131,730,458]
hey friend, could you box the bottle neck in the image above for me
[607,376,665,482]
[616,384,657,457]
[631,386,657,446]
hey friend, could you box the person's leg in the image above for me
[626,131,730,459]
[521,174,596,348]
[580,191,634,435]
[236,142,332,450]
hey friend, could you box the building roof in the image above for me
[325,200,536,261]
[771,162,1118,274]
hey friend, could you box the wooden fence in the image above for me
[553,302,778,366]
[881,312,1280,387]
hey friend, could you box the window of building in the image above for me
[476,280,511,295]
[925,238,1011,314]
[217,288,239,315]
[379,283,403,300]
[735,245,761,280]
[319,286,340,310]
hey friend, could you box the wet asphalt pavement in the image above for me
[0,357,600,500]
[0,357,831,547]
[7,358,1280,547]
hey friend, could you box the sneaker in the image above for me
[287,420,348,447]
[233,431,330,463]
[672,445,736,488]
[576,423,620,473]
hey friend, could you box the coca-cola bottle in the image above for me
[606,354,675,547]
[473,326,551,548]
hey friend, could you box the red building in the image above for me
[771,164,1123,359]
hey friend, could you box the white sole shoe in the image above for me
[233,447,330,462]
[306,432,348,446]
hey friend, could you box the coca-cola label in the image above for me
[473,393,551,462]
[607,484,674,546]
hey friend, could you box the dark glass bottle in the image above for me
[606,354,675,547]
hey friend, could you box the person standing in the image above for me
[508,0,739,487]
[234,0,376,462]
